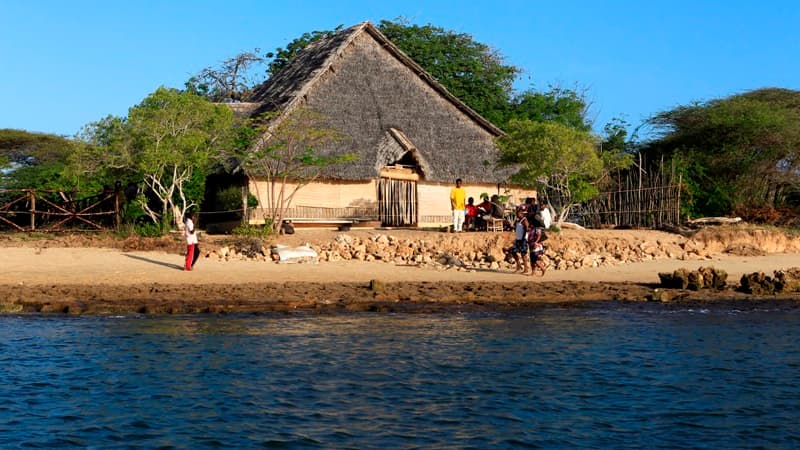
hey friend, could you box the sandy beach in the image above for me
[3,229,800,314]
[3,245,800,286]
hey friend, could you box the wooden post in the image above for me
[241,184,248,225]
[114,188,120,230]
[29,189,35,231]
[677,173,682,225]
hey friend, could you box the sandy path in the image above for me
[2,246,800,286]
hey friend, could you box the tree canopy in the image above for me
[0,129,77,190]
[75,87,235,228]
[504,87,593,132]
[225,108,354,232]
[642,88,800,216]
[185,50,266,102]
[496,119,604,224]
[376,19,519,126]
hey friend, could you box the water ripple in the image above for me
[1,308,799,448]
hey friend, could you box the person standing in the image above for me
[449,178,466,232]
[184,212,199,271]
[527,218,548,277]
[539,198,553,229]
[510,208,530,273]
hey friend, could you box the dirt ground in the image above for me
[2,228,800,314]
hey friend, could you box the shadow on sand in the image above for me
[124,253,184,271]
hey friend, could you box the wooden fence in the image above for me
[249,205,378,224]
[0,188,120,232]
[582,158,682,228]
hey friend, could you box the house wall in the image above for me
[248,179,377,224]
[249,178,535,228]
[417,182,537,226]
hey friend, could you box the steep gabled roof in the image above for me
[249,22,503,137]
[245,21,512,183]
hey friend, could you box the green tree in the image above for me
[226,108,354,233]
[643,88,800,216]
[69,115,136,190]
[0,129,76,190]
[596,117,636,189]
[496,119,604,224]
[504,86,593,131]
[76,87,235,229]
[377,18,519,126]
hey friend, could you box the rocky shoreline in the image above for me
[3,279,800,315]
[3,225,800,315]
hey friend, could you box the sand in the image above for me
[2,240,800,314]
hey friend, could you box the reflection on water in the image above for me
[1,306,799,448]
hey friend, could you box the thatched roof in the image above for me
[247,21,512,184]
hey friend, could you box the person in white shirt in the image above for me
[184,212,199,271]
[539,199,553,229]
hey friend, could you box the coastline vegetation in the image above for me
[3,18,799,235]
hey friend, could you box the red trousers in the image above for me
[185,244,196,270]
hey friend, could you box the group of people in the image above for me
[449,179,508,232]
[508,199,551,276]
[449,179,553,232]
[450,178,552,276]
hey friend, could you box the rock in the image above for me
[739,272,775,295]
[687,271,704,291]
[698,266,727,289]
[658,268,690,289]
[650,289,674,302]
[369,279,386,292]
[773,268,800,293]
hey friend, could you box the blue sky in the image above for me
[2,0,798,138]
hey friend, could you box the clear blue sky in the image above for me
[2,0,798,138]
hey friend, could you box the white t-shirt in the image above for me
[184,218,198,245]
[540,207,552,229]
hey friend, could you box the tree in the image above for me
[185,50,266,102]
[597,117,636,189]
[0,129,77,190]
[504,86,593,131]
[377,18,519,126]
[642,88,800,216]
[227,108,354,233]
[76,87,235,228]
[69,115,136,190]
[496,119,603,224]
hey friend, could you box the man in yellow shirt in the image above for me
[450,178,466,232]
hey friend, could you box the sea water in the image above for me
[1,304,799,449]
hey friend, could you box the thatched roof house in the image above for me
[241,21,529,227]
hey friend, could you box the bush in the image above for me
[232,219,273,238]
[733,204,800,227]
[134,222,165,237]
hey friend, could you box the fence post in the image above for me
[29,189,36,231]
[114,188,121,231]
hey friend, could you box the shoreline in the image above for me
[3,233,800,314]
[3,280,800,314]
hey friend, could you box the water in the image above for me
[1,305,799,449]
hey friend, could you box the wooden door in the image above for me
[377,178,417,227]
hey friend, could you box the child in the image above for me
[527,219,548,277]
[465,197,478,231]
[509,209,529,274]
